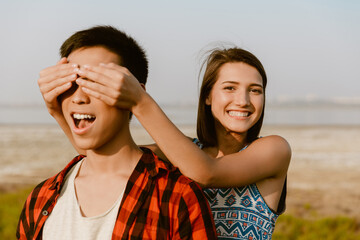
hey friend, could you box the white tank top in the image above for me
[43,159,124,240]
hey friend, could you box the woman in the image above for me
[39,47,291,239]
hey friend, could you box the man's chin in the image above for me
[73,138,97,152]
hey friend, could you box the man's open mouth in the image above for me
[72,113,96,129]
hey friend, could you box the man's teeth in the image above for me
[73,113,95,120]
[228,111,249,117]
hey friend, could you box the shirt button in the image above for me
[42,210,49,216]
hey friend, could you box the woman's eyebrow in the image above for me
[250,83,263,88]
[221,81,239,85]
[221,81,263,87]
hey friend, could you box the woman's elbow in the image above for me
[192,170,218,188]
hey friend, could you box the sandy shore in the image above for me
[1,124,359,219]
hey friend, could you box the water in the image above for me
[1,103,359,125]
[0,105,55,124]
[263,104,360,126]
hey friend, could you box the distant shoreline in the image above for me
[2,102,360,125]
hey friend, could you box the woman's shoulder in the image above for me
[248,135,291,169]
[256,134,288,142]
[253,135,291,152]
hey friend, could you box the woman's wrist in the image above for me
[48,108,63,118]
[132,90,158,120]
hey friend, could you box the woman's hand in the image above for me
[75,63,146,110]
[38,57,79,116]
[38,58,86,155]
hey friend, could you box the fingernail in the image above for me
[82,87,89,93]
[76,79,82,84]
[71,64,78,68]
[99,63,106,66]
[83,65,90,69]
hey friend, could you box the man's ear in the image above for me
[140,83,146,91]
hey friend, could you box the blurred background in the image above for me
[0,1,359,239]
[0,0,359,125]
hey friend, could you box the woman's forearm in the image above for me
[132,93,217,186]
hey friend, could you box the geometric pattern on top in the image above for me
[203,184,279,240]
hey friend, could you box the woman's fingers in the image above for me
[76,65,122,90]
[37,59,79,115]
[38,61,79,97]
[39,73,77,93]
[81,86,120,107]
[43,81,73,103]
[39,61,77,78]
[76,78,120,100]
[75,64,142,109]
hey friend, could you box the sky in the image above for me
[0,0,359,107]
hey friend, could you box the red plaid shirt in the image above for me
[17,147,216,239]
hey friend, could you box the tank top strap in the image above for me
[192,138,203,149]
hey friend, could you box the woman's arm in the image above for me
[141,135,195,162]
[133,93,291,187]
[76,63,291,187]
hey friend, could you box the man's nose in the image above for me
[71,85,90,104]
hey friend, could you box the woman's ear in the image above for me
[205,95,211,105]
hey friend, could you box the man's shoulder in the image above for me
[142,150,216,239]
[141,147,195,181]
[161,160,199,188]
[25,155,84,204]
[141,148,202,195]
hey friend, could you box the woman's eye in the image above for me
[250,88,263,94]
[224,86,235,90]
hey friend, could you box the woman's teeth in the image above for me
[228,111,249,117]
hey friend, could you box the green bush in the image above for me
[1,187,360,240]
[273,214,360,240]
[0,187,32,240]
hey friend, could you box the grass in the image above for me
[0,187,32,240]
[273,214,360,240]
[1,187,360,239]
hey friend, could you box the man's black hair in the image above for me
[60,25,148,85]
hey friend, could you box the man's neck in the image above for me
[73,128,143,218]
[82,130,143,177]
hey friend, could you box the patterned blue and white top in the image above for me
[193,139,286,240]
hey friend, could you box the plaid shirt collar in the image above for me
[17,147,217,239]
[48,147,171,192]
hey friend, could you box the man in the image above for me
[17,25,216,240]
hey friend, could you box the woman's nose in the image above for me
[234,90,250,106]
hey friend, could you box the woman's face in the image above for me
[206,62,264,136]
